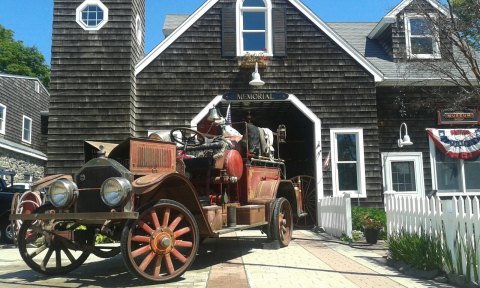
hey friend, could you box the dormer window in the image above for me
[405,14,440,59]
[237,0,272,56]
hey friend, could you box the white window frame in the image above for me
[76,0,109,31]
[34,81,40,93]
[330,128,366,198]
[382,152,425,196]
[236,0,273,56]
[0,104,6,135]
[429,138,480,196]
[22,115,32,144]
[405,14,441,59]
[135,14,142,45]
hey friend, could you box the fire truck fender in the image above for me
[276,180,301,217]
[132,172,213,236]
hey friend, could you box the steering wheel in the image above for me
[170,128,206,147]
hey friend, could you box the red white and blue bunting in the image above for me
[426,128,480,159]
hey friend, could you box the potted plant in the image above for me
[239,52,268,69]
[362,217,383,244]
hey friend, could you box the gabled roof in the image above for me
[0,72,49,95]
[135,0,384,82]
[368,0,449,39]
[330,22,477,86]
[163,14,190,38]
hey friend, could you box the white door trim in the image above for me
[190,94,324,225]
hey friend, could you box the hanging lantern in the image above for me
[277,124,286,143]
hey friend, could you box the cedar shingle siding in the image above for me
[48,0,385,205]
[48,0,144,174]
[136,0,382,205]
[0,76,49,151]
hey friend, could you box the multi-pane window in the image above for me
[382,152,424,196]
[0,104,5,134]
[35,81,40,93]
[22,116,32,144]
[405,15,440,58]
[330,128,366,197]
[76,0,109,31]
[391,161,416,192]
[431,144,480,193]
[237,0,272,55]
[82,5,104,27]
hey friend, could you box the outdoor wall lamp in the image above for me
[398,122,413,147]
[249,62,265,86]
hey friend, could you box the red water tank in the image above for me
[223,149,243,180]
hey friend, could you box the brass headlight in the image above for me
[100,177,132,207]
[47,179,78,208]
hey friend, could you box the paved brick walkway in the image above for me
[202,229,454,288]
[0,229,454,288]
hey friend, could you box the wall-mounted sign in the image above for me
[438,110,480,125]
[223,92,289,101]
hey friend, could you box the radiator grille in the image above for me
[130,140,176,175]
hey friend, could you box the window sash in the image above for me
[237,0,272,56]
[330,128,366,198]
[0,104,5,134]
[382,152,425,196]
[22,116,32,143]
[405,14,440,59]
[430,139,480,194]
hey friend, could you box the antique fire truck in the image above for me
[10,123,310,283]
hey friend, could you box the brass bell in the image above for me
[207,106,221,121]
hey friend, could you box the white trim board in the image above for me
[190,94,324,225]
[368,0,449,39]
[0,73,49,95]
[135,0,384,82]
[0,142,47,161]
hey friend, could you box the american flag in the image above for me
[225,104,232,125]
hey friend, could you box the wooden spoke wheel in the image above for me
[121,199,199,283]
[270,198,293,247]
[17,204,90,275]
[290,175,317,227]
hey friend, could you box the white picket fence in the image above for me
[318,193,352,237]
[385,192,480,279]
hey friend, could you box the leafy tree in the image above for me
[0,25,50,88]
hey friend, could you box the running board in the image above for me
[213,221,268,236]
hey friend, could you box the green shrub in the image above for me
[351,206,387,239]
[388,231,443,271]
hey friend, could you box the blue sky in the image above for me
[0,0,399,65]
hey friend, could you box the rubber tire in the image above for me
[270,197,293,247]
[121,199,200,283]
[17,204,91,275]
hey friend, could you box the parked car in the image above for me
[11,125,310,283]
[0,171,16,243]
[8,183,31,193]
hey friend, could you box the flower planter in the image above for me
[364,228,380,244]
[239,61,267,69]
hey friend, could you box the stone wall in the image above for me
[0,148,45,183]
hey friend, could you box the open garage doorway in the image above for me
[191,94,323,226]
